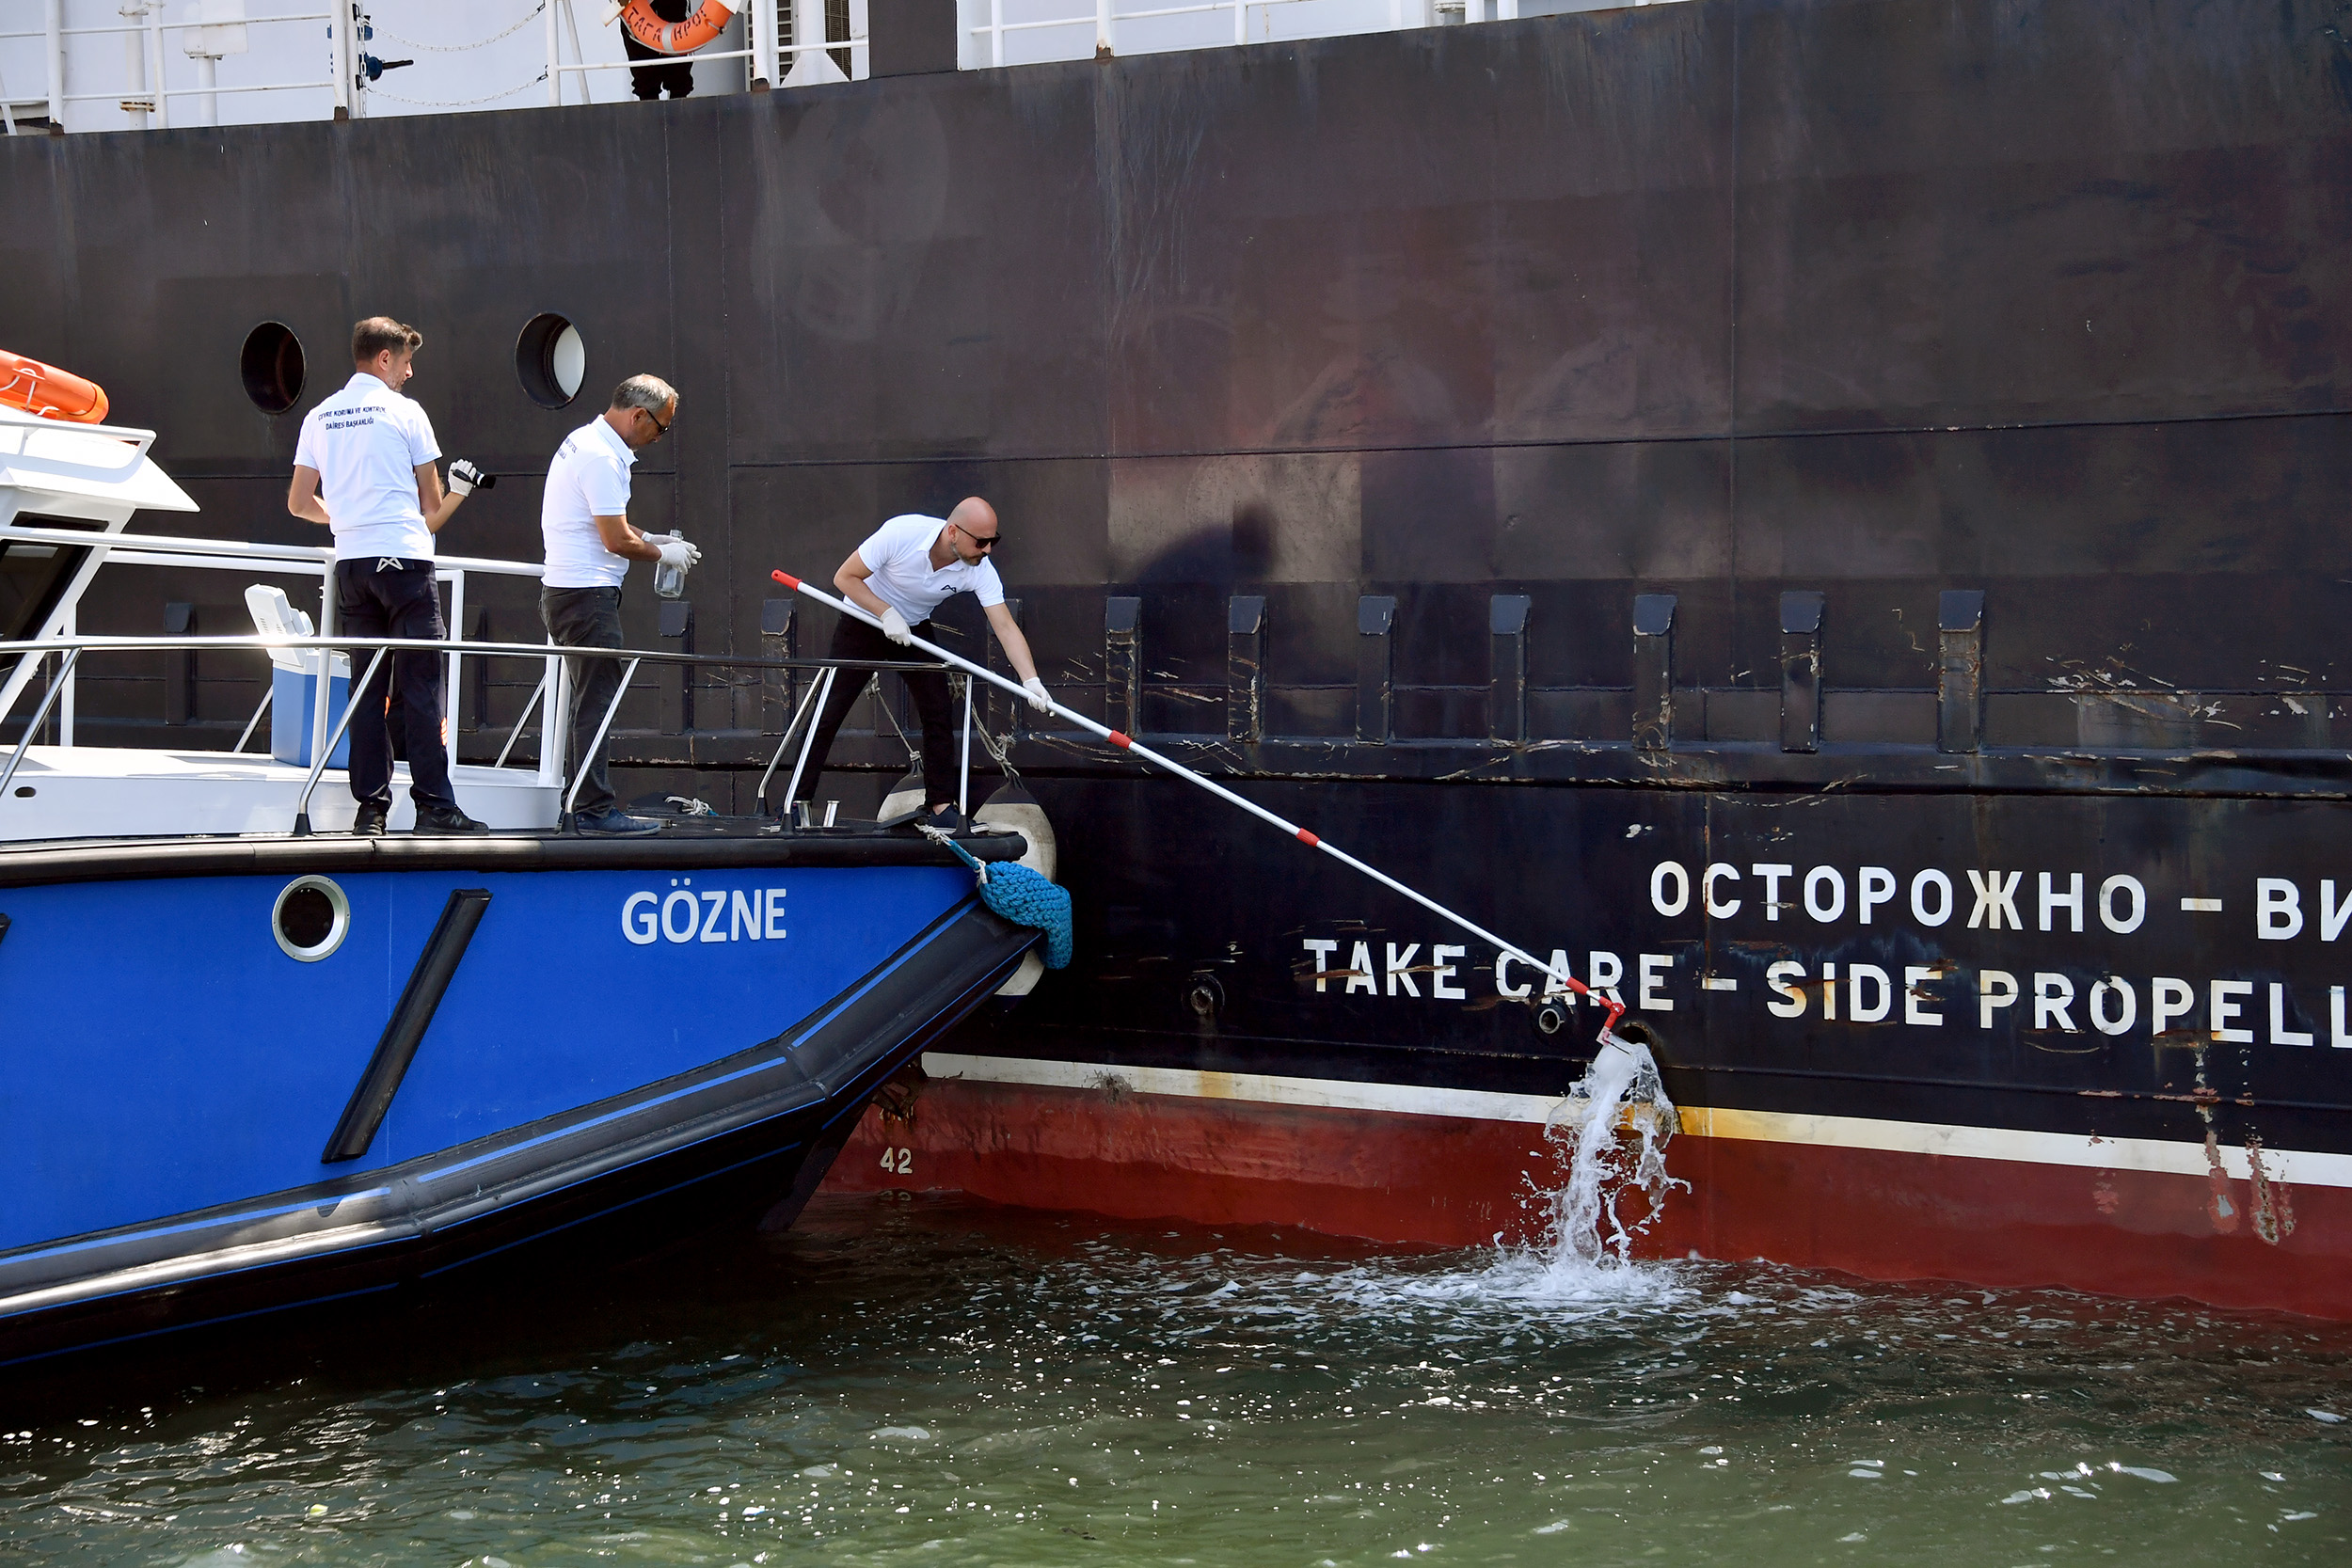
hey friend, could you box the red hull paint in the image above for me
[823,1075,2352,1320]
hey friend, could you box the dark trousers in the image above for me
[795,615,957,812]
[541,585,626,817]
[334,557,454,813]
[624,32,695,100]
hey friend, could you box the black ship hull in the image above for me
[5,0,2347,1314]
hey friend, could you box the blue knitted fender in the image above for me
[940,838,1073,970]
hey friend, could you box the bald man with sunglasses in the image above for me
[794,498,1049,832]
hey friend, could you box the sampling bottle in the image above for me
[654,532,689,599]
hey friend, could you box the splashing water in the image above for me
[1528,1033,1686,1273]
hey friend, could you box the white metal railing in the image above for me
[0,521,547,768]
[0,0,1675,133]
[0,518,965,831]
[0,0,1635,133]
[0,0,348,131]
[0,626,961,831]
[965,0,1518,68]
[0,409,157,464]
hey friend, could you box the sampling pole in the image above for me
[771,569,1630,1055]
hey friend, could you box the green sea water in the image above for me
[0,1192,2344,1565]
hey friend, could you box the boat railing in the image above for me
[0,628,955,836]
[0,408,160,467]
[0,2,342,133]
[0,518,548,780]
[964,0,1527,70]
[3,0,879,132]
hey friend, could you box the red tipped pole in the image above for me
[769,567,1629,1048]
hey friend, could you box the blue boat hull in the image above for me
[0,832,1037,1363]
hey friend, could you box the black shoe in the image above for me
[351,806,388,837]
[922,804,962,834]
[576,807,661,837]
[413,805,489,835]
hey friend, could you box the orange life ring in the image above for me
[0,349,109,424]
[616,0,735,55]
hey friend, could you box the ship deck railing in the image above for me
[0,626,960,839]
[2,0,1663,137]
[0,573,969,842]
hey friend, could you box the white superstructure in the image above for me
[0,0,1656,134]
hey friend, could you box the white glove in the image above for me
[1023,675,1051,713]
[880,606,914,645]
[447,458,493,496]
[655,537,701,574]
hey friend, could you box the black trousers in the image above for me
[795,615,957,812]
[624,31,694,100]
[334,557,454,813]
[540,584,626,816]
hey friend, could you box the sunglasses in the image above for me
[642,405,671,437]
[955,523,999,551]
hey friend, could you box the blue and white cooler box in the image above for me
[246,583,351,769]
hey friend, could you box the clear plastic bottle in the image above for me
[652,531,688,599]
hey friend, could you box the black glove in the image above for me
[448,459,495,496]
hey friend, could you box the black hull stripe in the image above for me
[323,888,494,1164]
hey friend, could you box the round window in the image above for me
[516,313,586,409]
[239,322,306,415]
[273,874,351,962]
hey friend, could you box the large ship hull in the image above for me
[828,777,2352,1318]
[6,0,2349,1315]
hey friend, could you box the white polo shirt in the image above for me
[293,372,440,561]
[857,514,1005,624]
[541,416,637,590]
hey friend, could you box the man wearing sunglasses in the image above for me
[538,373,700,835]
[795,497,1051,832]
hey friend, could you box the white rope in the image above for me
[372,3,548,53]
[875,673,918,763]
[366,69,549,106]
[969,690,1024,786]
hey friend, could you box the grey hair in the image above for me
[610,374,677,415]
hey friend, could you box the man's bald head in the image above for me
[948,497,996,534]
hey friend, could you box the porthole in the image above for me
[515,313,586,409]
[240,322,306,414]
[273,874,350,962]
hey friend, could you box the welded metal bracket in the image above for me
[1632,594,1677,751]
[1489,594,1532,744]
[1938,589,1986,753]
[1357,595,1397,744]
[1105,596,1142,737]
[1780,590,1825,753]
[1227,594,1266,742]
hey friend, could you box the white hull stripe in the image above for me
[920,1053,2352,1191]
